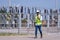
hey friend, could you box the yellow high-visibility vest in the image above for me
[35,16,42,25]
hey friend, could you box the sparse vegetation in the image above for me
[22,18,27,23]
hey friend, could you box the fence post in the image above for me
[58,14,60,28]
[26,13,30,34]
[18,9,21,34]
[47,14,49,28]
[27,13,29,28]
[12,21,15,28]
[47,14,50,32]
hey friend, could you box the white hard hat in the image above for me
[36,10,40,12]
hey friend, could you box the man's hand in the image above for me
[37,14,41,20]
[37,16,40,20]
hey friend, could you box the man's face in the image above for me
[37,12,39,16]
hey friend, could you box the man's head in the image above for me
[36,10,40,16]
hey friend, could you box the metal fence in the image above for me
[0,7,60,34]
[0,12,60,34]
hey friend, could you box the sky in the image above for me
[0,0,60,9]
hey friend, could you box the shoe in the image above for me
[41,34,42,38]
[34,37,37,39]
[40,35,42,38]
[41,36,42,38]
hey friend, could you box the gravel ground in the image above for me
[0,33,60,40]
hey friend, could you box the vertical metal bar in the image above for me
[58,14,60,28]
[18,7,21,34]
[27,13,30,34]
[47,14,49,28]
[27,14,29,28]
[47,13,50,33]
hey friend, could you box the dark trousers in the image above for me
[35,25,42,37]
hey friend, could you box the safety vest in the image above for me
[35,16,42,25]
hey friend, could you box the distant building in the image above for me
[9,6,13,13]
[49,9,58,26]
[53,9,58,13]
[59,9,60,13]
[44,9,48,20]
[44,9,48,13]
[50,9,53,13]
[0,7,7,13]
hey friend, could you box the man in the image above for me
[34,10,43,38]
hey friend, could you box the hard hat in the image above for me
[36,10,40,12]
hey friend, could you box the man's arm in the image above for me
[40,16,42,21]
